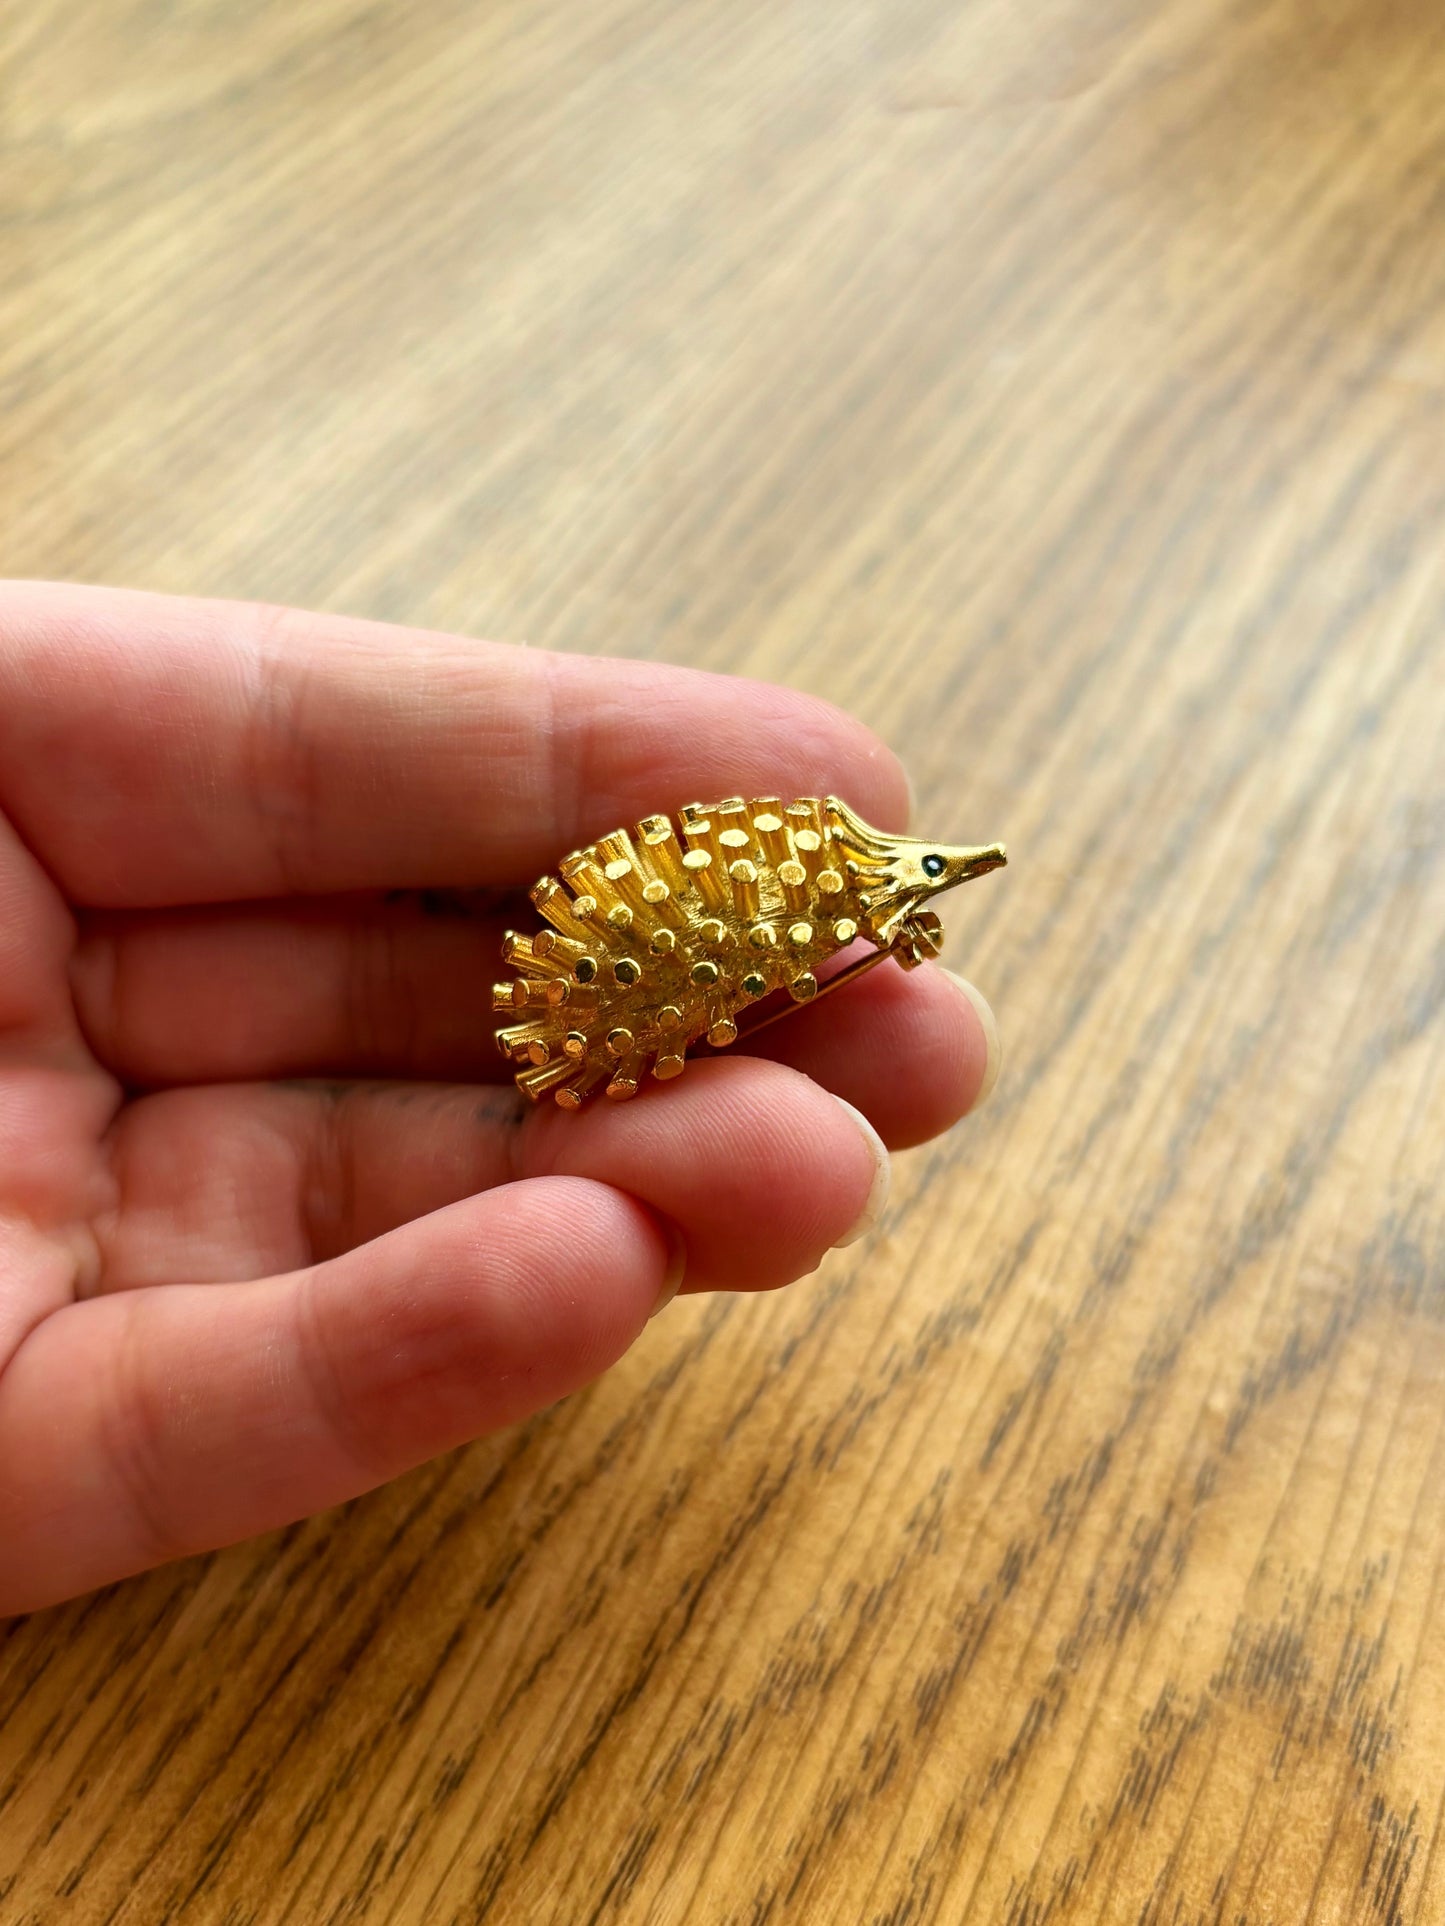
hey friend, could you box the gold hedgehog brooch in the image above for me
[494,795,1006,1108]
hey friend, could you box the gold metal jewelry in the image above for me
[495,795,1005,1107]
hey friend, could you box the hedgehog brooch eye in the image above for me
[494,794,1006,1108]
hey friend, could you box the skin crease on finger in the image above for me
[65,895,989,1146]
[85,972,995,1295]
[92,1054,910,1297]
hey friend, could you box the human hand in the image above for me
[0,583,997,1614]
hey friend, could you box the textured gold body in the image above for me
[496,795,1006,1107]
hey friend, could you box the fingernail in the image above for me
[830,1097,893,1247]
[650,1220,688,1317]
[944,971,1002,1109]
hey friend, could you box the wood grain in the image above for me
[4,0,1445,1918]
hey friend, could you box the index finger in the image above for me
[0,582,909,908]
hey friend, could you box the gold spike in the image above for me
[563,1031,589,1060]
[729,859,760,919]
[653,1051,686,1081]
[816,869,846,901]
[641,877,686,926]
[613,956,642,986]
[531,876,595,945]
[832,917,859,945]
[521,927,589,972]
[778,860,810,914]
[787,921,813,948]
[501,932,550,980]
[574,858,629,919]
[584,893,650,958]
[606,858,670,931]
[557,1060,612,1108]
[492,981,527,1011]
[606,1027,634,1057]
[718,825,753,865]
[559,849,606,893]
[741,971,769,999]
[517,1055,580,1100]
[753,812,792,867]
[793,828,826,878]
[682,814,722,865]
[606,1050,646,1101]
[749,923,777,949]
[683,848,729,912]
[788,972,819,1002]
[595,826,642,870]
[707,1012,738,1046]
[650,926,677,955]
[638,816,689,894]
[496,1017,554,1056]
[691,958,720,986]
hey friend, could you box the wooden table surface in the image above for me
[5,1,1445,1919]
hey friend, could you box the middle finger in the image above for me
[73,894,992,1143]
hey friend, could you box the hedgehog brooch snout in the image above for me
[494,794,1006,1108]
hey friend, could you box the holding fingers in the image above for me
[0,582,1001,1613]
